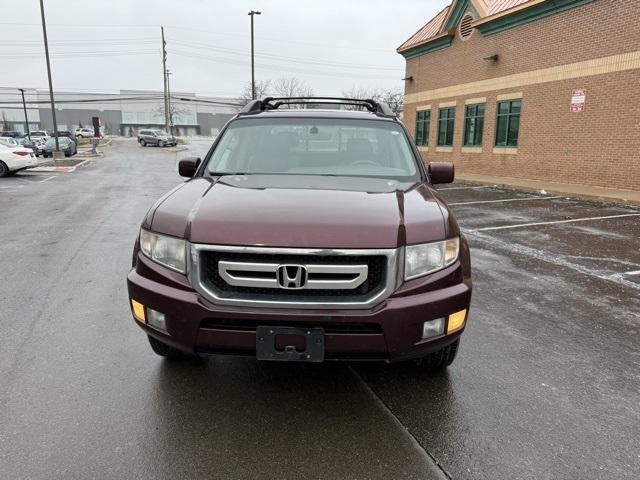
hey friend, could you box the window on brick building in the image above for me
[415,110,430,147]
[437,107,455,146]
[495,100,521,147]
[463,104,485,147]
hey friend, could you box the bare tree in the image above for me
[341,86,404,116]
[271,77,314,98]
[341,86,380,102]
[377,87,404,116]
[237,80,272,107]
[236,78,314,110]
[154,103,192,134]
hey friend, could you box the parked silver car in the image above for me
[42,137,77,157]
[137,129,176,147]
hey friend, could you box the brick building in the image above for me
[398,0,640,191]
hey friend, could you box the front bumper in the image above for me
[127,253,471,362]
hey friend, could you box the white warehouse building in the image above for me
[0,88,239,136]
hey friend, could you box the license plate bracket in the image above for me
[256,326,324,362]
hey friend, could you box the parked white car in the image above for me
[0,137,20,147]
[29,131,49,155]
[30,130,49,141]
[0,144,41,177]
[75,127,97,138]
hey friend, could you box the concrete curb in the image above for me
[456,173,640,206]
[28,158,92,173]
[161,146,188,152]
[75,138,111,149]
[75,151,104,159]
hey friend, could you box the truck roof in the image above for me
[239,108,397,121]
[237,97,398,121]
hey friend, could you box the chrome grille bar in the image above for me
[189,244,400,310]
[218,261,368,290]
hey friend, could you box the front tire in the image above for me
[413,339,460,371]
[139,139,146,147]
[158,140,165,148]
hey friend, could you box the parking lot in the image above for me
[0,138,638,479]
[0,171,59,189]
[357,183,640,479]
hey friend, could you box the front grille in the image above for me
[200,251,386,302]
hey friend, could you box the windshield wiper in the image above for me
[210,172,248,176]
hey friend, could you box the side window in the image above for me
[463,104,485,147]
[415,110,430,147]
[437,107,456,147]
[495,99,521,147]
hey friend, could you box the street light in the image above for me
[18,89,30,139]
[38,0,59,152]
[248,10,262,100]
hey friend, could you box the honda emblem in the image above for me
[277,265,307,289]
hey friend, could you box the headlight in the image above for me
[404,237,459,280]
[139,229,187,273]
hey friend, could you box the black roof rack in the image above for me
[239,97,395,117]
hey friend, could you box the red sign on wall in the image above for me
[571,89,586,112]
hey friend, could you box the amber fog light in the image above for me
[422,318,445,339]
[131,299,146,323]
[147,308,167,331]
[447,309,467,334]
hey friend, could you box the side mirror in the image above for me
[178,157,201,178]
[428,162,455,184]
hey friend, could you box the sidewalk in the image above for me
[456,173,640,206]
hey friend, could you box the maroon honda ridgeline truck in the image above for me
[127,97,471,369]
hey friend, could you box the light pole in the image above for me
[18,89,30,139]
[161,26,170,135]
[38,0,59,152]
[166,69,173,135]
[248,10,261,100]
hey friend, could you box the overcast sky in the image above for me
[0,0,449,98]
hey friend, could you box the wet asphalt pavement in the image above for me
[1,138,638,479]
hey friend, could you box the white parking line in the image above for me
[35,175,57,184]
[14,175,57,184]
[449,196,563,206]
[469,213,640,232]
[623,270,640,276]
[467,229,640,290]
[437,185,493,191]
[1,175,56,190]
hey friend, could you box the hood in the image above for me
[150,175,447,249]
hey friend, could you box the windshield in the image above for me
[0,138,18,146]
[152,130,168,136]
[205,118,420,180]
